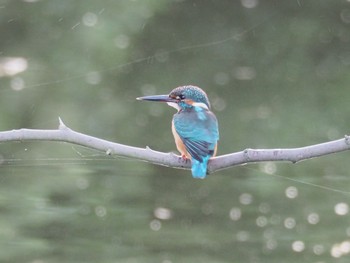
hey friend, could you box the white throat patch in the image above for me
[167,102,181,111]
[192,102,209,110]
[167,101,209,111]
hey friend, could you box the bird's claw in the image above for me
[179,154,190,163]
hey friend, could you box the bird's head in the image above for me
[137,85,211,111]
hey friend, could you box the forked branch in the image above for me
[0,118,349,174]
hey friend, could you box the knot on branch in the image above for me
[243,148,252,161]
[345,135,350,145]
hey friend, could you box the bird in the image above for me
[137,85,219,179]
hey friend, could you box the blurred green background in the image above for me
[1,0,350,262]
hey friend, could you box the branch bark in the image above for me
[0,118,349,174]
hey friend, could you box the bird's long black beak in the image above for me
[136,94,176,103]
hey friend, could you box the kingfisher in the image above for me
[137,85,219,179]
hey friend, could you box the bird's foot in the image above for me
[179,154,190,163]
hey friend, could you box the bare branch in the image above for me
[208,136,350,173]
[0,119,349,174]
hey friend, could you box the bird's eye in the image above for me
[176,94,185,100]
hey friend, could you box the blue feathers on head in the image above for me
[169,85,211,109]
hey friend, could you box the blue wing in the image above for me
[173,108,219,163]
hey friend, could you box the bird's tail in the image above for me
[191,157,210,179]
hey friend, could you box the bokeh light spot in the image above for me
[285,186,298,199]
[154,207,173,220]
[256,216,268,227]
[95,206,107,217]
[241,0,258,8]
[85,71,102,85]
[307,212,320,225]
[292,240,305,252]
[214,72,230,85]
[82,12,98,27]
[114,34,130,49]
[313,244,325,255]
[229,207,241,221]
[10,77,25,91]
[0,57,28,77]
[236,231,250,242]
[334,202,349,215]
[239,193,253,205]
[150,219,162,231]
[284,217,296,229]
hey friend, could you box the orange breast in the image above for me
[171,121,191,159]
[213,143,218,157]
